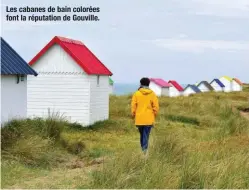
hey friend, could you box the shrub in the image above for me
[2,135,61,167]
[1,116,66,150]
[44,116,64,140]
[1,119,26,149]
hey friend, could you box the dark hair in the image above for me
[140,77,150,86]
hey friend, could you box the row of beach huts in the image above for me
[0,36,244,127]
[143,77,243,97]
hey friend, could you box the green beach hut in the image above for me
[109,77,114,94]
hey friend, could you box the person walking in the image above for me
[131,77,159,156]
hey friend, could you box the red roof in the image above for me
[233,78,243,85]
[150,78,171,88]
[168,80,184,91]
[29,36,112,76]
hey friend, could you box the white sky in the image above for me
[1,0,249,84]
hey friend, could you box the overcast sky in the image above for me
[1,0,249,84]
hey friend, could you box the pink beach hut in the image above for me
[149,78,171,96]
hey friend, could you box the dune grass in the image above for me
[243,83,249,92]
[1,91,249,189]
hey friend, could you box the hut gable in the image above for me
[185,85,201,93]
[210,79,225,88]
[150,78,171,88]
[29,36,112,75]
[222,76,233,82]
[168,80,184,91]
[197,81,214,92]
[233,78,243,86]
[183,84,201,96]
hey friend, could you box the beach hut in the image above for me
[210,79,225,92]
[232,78,243,91]
[109,77,114,94]
[168,80,184,97]
[197,81,214,92]
[219,76,233,92]
[149,78,171,96]
[183,85,201,96]
[1,37,38,125]
[27,36,113,126]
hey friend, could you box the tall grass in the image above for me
[1,114,82,167]
[90,132,249,189]
[243,84,249,92]
[1,92,249,189]
[1,115,65,148]
[89,93,249,189]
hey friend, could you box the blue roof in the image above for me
[211,79,225,87]
[1,37,37,76]
[185,85,201,93]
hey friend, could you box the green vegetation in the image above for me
[1,91,249,189]
[244,83,249,92]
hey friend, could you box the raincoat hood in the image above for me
[139,88,153,95]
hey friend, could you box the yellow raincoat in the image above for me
[131,88,159,126]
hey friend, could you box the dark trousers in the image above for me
[137,126,152,151]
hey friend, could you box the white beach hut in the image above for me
[168,80,184,97]
[210,79,225,92]
[27,36,113,126]
[1,37,37,125]
[232,78,243,91]
[219,76,233,92]
[183,85,201,96]
[197,81,214,92]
